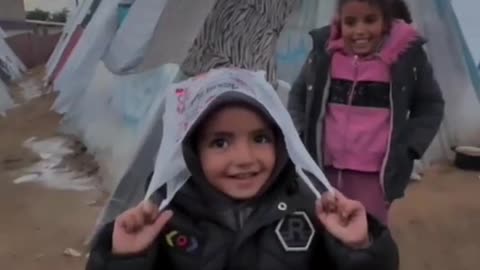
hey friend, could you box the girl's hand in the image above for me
[316,191,370,249]
[112,201,173,256]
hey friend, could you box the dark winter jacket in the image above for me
[288,25,444,202]
[87,167,398,270]
[87,127,399,270]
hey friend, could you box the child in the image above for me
[87,69,398,270]
[288,0,444,224]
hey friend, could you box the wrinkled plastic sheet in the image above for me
[145,68,332,212]
[55,0,216,230]
[102,0,170,73]
[103,0,216,74]
[451,0,480,69]
[0,30,25,80]
[276,0,335,84]
[53,0,122,113]
[0,79,14,115]
[407,0,480,168]
[275,0,336,105]
[46,0,95,78]
[129,0,218,72]
[60,62,179,190]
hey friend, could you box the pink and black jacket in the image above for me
[288,20,444,202]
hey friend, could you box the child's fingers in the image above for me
[119,205,148,232]
[315,199,327,219]
[119,210,137,233]
[333,190,348,202]
[335,191,362,212]
[336,196,364,220]
[141,200,159,223]
[150,210,174,236]
[132,206,148,230]
[320,191,337,213]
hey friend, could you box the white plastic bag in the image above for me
[145,68,333,209]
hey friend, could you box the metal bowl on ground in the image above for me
[453,146,480,171]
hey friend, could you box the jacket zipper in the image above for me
[348,55,359,105]
[339,55,359,180]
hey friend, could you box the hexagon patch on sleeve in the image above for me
[275,211,315,252]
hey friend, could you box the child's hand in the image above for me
[315,191,370,249]
[112,201,173,256]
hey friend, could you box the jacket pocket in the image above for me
[386,145,414,200]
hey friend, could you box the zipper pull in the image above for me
[413,67,417,81]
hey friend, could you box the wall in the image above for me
[6,32,61,68]
[0,0,26,21]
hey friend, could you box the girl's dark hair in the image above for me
[391,0,412,23]
[336,0,413,28]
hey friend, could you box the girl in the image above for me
[288,0,444,224]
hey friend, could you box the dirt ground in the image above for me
[0,70,104,270]
[0,70,479,270]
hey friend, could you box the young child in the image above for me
[288,0,444,224]
[87,69,398,270]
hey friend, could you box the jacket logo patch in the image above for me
[275,211,315,252]
[165,230,199,253]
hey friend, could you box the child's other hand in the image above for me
[315,191,370,249]
[112,201,173,256]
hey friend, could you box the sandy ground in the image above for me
[0,69,479,270]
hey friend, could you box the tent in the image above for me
[0,26,26,82]
[0,26,24,115]
[452,0,480,67]
[51,0,479,227]
[0,78,14,116]
[51,0,217,189]
[45,0,102,85]
[406,0,480,170]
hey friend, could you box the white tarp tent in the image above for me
[0,27,26,81]
[45,0,96,81]
[407,0,480,170]
[452,0,480,65]
[0,26,23,116]
[52,0,124,113]
[0,78,14,115]
[54,0,217,189]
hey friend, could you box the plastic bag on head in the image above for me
[145,68,333,210]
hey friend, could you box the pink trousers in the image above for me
[325,167,389,225]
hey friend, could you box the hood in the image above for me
[327,18,423,64]
[177,94,290,229]
[180,92,289,205]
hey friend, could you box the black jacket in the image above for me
[288,26,444,202]
[87,163,398,270]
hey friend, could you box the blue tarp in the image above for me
[117,4,132,26]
